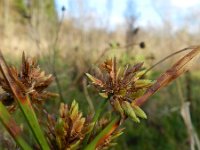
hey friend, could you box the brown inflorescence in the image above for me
[47,100,95,150]
[0,52,56,111]
[86,58,154,122]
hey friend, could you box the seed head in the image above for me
[47,100,94,149]
[86,58,153,122]
[0,52,56,110]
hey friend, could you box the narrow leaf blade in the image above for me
[0,102,32,150]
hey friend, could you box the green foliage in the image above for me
[13,0,28,17]
[0,102,32,150]
[45,0,58,20]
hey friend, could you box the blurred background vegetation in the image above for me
[0,0,200,149]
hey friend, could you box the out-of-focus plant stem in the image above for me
[185,71,192,104]
[176,80,200,150]
[51,9,65,102]
[134,46,200,106]
[143,46,197,76]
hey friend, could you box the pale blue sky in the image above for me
[55,0,200,29]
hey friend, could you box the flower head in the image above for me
[0,52,55,110]
[86,58,154,122]
[47,100,94,150]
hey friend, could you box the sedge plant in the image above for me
[0,46,199,149]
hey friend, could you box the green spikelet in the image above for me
[113,99,124,118]
[130,89,146,99]
[70,140,80,150]
[121,101,140,123]
[55,118,65,136]
[135,79,154,88]
[132,104,147,119]
[70,100,77,112]
[86,73,103,87]
[70,100,79,120]
[99,92,108,98]
[119,89,127,96]
[55,118,65,149]
[135,70,146,79]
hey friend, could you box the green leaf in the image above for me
[84,116,120,150]
[17,96,50,150]
[0,102,32,150]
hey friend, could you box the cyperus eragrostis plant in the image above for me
[0,46,199,150]
[86,58,154,123]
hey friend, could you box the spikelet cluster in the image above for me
[47,100,94,150]
[86,58,154,122]
[0,53,55,110]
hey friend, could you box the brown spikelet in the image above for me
[47,100,94,150]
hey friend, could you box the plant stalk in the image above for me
[84,116,120,150]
